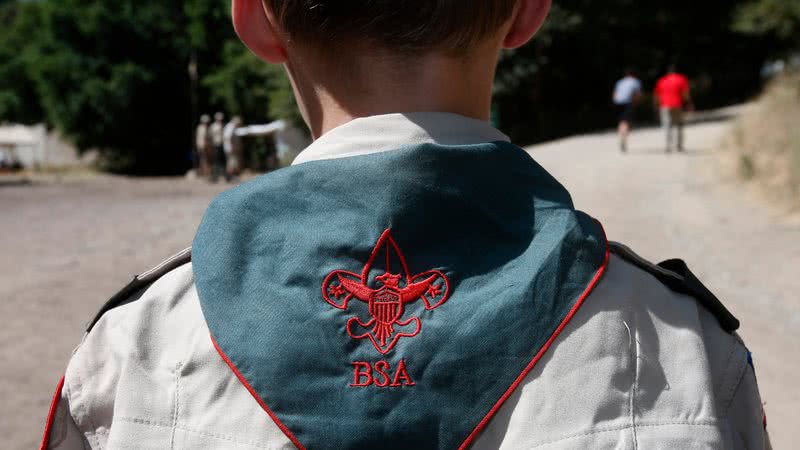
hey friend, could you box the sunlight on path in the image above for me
[529,117,800,450]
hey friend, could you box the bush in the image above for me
[726,73,800,208]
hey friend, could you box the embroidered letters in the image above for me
[350,360,416,387]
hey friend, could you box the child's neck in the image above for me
[286,46,501,139]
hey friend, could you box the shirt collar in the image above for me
[292,112,510,166]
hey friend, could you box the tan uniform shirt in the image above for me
[45,114,769,449]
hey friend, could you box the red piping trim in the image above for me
[211,336,307,450]
[458,222,610,450]
[211,224,608,450]
[39,376,65,450]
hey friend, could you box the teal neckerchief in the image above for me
[194,142,608,450]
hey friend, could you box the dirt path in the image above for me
[529,118,799,449]
[2,114,797,449]
[0,175,228,449]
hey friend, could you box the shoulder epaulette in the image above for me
[86,247,192,332]
[609,242,740,333]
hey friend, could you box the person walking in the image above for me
[612,69,642,152]
[224,116,244,179]
[655,65,693,153]
[210,112,228,182]
[194,114,212,177]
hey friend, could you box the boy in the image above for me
[41,1,769,449]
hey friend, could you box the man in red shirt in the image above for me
[654,65,693,152]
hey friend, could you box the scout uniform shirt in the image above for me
[42,113,769,450]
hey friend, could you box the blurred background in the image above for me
[0,0,795,174]
[1,0,799,449]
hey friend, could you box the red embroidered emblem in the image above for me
[323,229,451,354]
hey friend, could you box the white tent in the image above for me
[0,124,39,146]
[0,124,83,169]
[0,124,43,168]
[235,120,310,163]
[235,120,288,137]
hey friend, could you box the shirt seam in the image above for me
[116,416,287,449]
[70,354,103,450]
[527,421,722,448]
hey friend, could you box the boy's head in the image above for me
[265,0,517,54]
[236,0,549,59]
[232,0,550,135]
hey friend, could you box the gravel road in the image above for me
[2,113,797,449]
[529,118,799,449]
[0,176,228,449]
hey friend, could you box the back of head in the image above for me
[266,0,518,54]
[241,1,550,135]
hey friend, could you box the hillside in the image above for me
[724,73,800,212]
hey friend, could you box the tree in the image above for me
[0,0,778,172]
[0,0,302,173]
[493,0,773,143]
[202,40,303,127]
[0,0,247,174]
[16,1,201,173]
[0,1,45,124]
[734,0,800,43]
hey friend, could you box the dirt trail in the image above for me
[529,117,799,449]
[1,114,797,449]
[0,176,228,449]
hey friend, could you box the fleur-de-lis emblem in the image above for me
[322,230,451,354]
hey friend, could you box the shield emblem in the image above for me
[371,286,403,325]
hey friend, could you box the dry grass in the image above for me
[723,73,800,212]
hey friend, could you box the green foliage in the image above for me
[0,0,779,172]
[0,1,45,123]
[494,1,773,143]
[203,41,273,121]
[26,0,200,173]
[203,41,303,127]
[184,0,230,51]
[0,0,300,174]
[734,0,800,42]
[263,65,304,128]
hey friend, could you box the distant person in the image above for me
[612,69,642,152]
[655,65,693,153]
[224,116,244,178]
[195,114,212,176]
[210,112,228,182]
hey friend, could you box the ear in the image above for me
[231,0,287,63]
[503,0,552,49]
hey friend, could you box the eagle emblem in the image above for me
[322,229,451,354]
